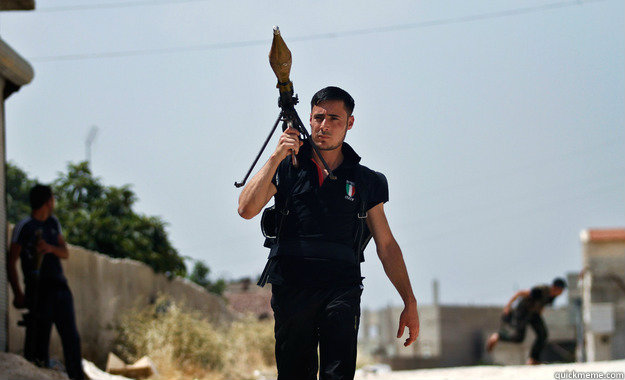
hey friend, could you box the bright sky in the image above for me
[1,0,623,309]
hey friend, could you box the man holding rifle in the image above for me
[238,86,419,379]
[8,184,84,380]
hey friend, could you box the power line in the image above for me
[28,0,611,63]
[36,0,210,13]
[30,38,268,62]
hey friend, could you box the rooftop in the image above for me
[580,228,625,243]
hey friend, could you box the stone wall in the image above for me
[8,243,233,367]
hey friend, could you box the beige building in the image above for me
[0,0,36,351]
[580,228,625,361]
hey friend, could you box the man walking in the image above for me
[7,184,84,380]
[486,278,567,365]
[238,86,419,379]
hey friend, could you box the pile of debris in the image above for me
[0,351,157,380]
[105,353,158,379]
[0,352,68,380]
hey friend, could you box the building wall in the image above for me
[8,243,233,367]
[0,34,35,354]
[490,307,576,365]
[581,234,625,361]
[0,77,7,351]
[439,305,502,367]
[360,303,575,369]
[359,304,441,367]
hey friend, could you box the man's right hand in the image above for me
[274,126,302,161]
[238,127,294,219]
[13,293,26,309]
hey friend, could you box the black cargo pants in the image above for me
[25,281,84,380]
[271,284,362,380]
[498,310,548,361]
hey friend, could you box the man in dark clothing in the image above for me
[486,278,567,365]
[7,184,84,380]
[238,87,420,379]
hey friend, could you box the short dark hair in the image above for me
[29,184,53,210]
[311,86,355,116]
[552,277,567,289]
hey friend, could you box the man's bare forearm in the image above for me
[505,295,519,309]
[49,244,69,259]
[378,240,416,306]
[504,290,527,311]
[7,245,23,298]
[238,154,281,219]
[8,261,23,298]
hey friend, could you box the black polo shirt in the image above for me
[12,215,67,285]
[264,141,388,288]
[517,285,555,314]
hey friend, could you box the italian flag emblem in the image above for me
[346,181,356,197]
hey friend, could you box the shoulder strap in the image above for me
[257,163,306,287]
[275,164,307,239]
[353,165,372,262]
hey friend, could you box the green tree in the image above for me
[187,259,227,296]
[6,162,37,223]
[7,161,186,277]
[189,261,210,288]
[53,162,186,276]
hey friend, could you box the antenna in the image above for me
[85,125,99,164]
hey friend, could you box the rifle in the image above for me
[18,229,44,362]
[18,229,44,327]
[234,26,336,188]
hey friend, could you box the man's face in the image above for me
[309,100,354,151]
[551,286,564,297]
[47,195,56,211]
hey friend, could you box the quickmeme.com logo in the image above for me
[554,370,625,380]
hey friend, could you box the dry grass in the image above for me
[114,297,275,380]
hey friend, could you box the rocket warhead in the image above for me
[269,26,293,94]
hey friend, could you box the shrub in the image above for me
[114,297,275,380]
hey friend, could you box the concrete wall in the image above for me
[581,231,625,361]
[7,243,233,367]
[360,304,441,362]
[439,305,575,366]
[0,77,6,351]
[360,303,575,369]
[439,305,502,367]
[488,307,576,365]
[360,304,442,370]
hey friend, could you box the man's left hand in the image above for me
[397,301,420,347]
[37,239,51,255]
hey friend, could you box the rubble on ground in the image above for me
[0,352,68,380]
[105,352,157,379]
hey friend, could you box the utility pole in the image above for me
[85,125,98,165]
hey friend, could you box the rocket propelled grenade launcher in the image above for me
[269,26,293,96]
[234,26,336,188]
